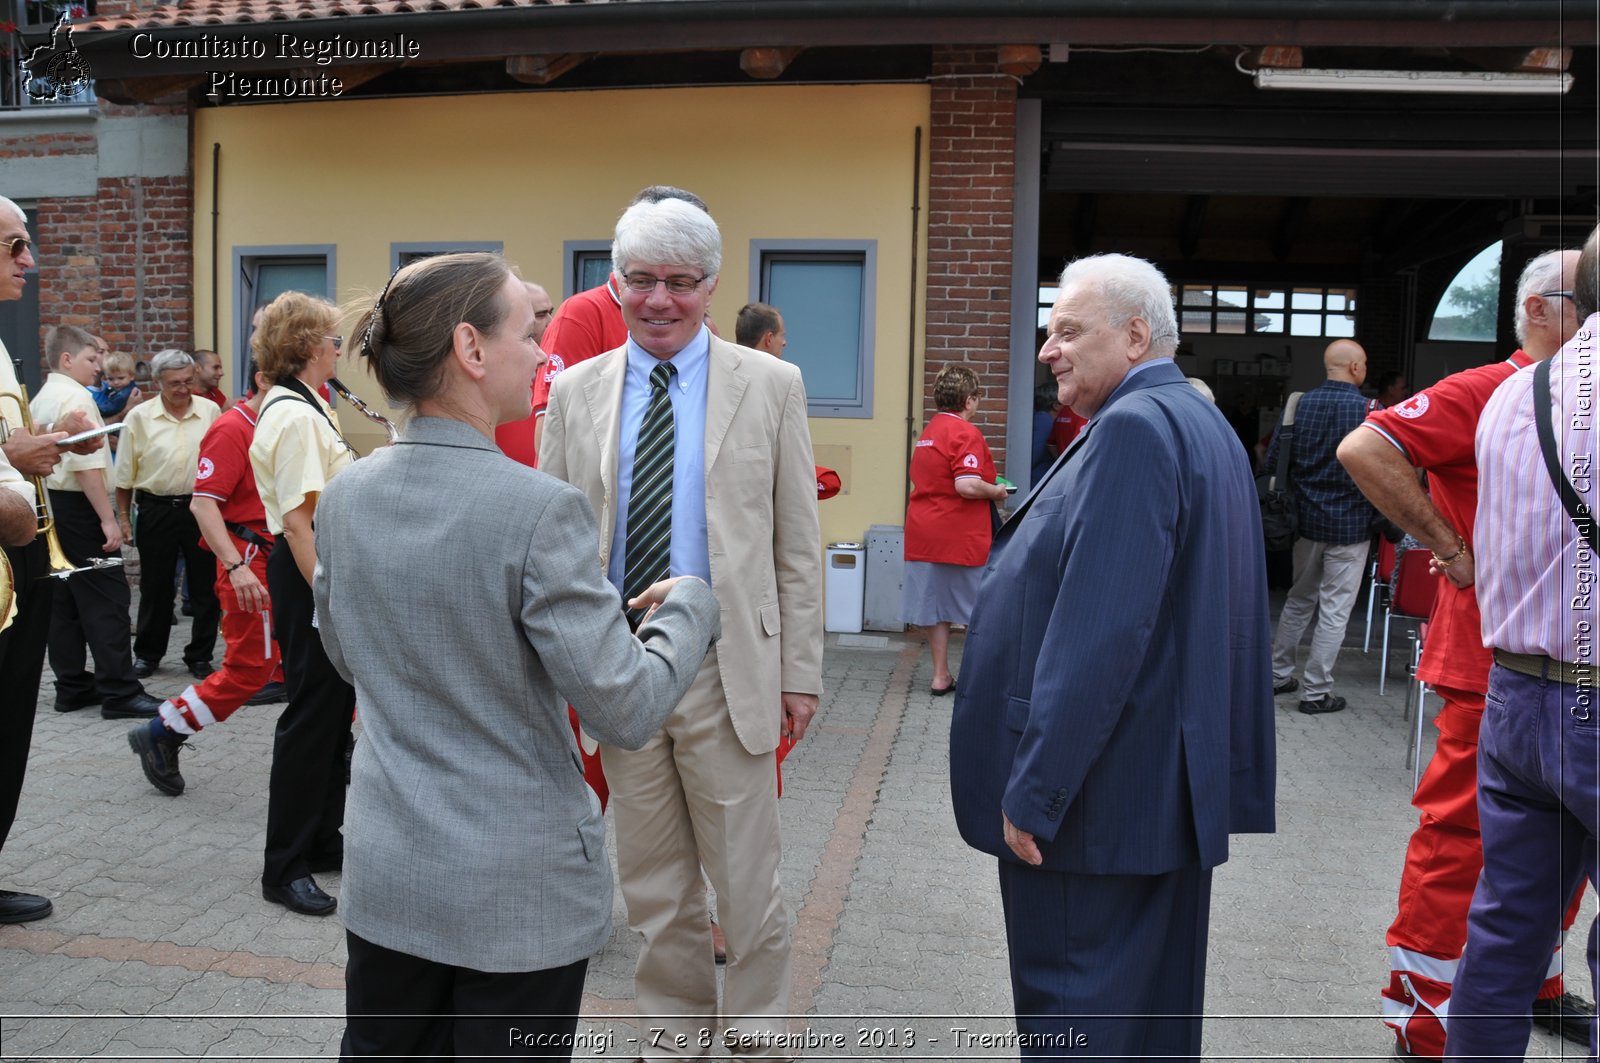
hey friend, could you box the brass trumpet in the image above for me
[329,377,400,445]
[0,379,125,580]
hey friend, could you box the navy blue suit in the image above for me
[950,359,1275,1057]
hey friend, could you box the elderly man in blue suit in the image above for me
[950,253,1276,1060]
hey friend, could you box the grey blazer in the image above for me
[312,416,719,972]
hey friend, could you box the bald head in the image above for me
[1323,339,1367,386]
[1577,226,1599,321]
[525,281,553,344]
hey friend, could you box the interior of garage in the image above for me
[1019,42,1597,456]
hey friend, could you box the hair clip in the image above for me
[362,264,403,356]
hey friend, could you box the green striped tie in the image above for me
[623,362,677,627]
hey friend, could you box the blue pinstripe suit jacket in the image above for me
[950,360,1276,875]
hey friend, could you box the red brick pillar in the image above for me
[30,103,192,366]
[925,46,1018,466]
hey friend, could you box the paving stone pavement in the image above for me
[0,597,1594,1060]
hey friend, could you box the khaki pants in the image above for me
[1271,537,1370,700]
[602,645,791,1060]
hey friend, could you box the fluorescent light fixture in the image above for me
[1255,67,1573,95]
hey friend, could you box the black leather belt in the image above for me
[136,491,193,507]
[1494,649,1598,688]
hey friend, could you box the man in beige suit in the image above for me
[541,196,823,1058]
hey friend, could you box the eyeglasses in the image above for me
[621,272,707,295]
[1542,290,1574,300]
[325,335,344,351]
[3,236,30,259]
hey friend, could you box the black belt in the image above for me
[226,521,274,553]
[136,491,192,507]
[1494,649,1599,688]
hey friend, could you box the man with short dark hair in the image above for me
[1444,226,1600,1060]
[1373,371,1409,409]
[192,349,228,409]
[1266,339,1376,715]
[735,302,785,357]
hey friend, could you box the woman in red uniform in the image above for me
[901,365,1008,695]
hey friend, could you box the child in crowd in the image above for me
[92,351,141,422]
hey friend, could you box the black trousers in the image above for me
[262,542,352,886]
[341,931,588,1061]
[132,493,220,666]
[48,491,139,703]
[0,538,52,859]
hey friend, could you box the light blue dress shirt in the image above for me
[608,326,712,592]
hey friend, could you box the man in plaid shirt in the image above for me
[1264,339,1376,714]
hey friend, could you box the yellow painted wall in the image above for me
[192,83,929,550]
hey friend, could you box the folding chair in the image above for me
[1363,536,1398,653]
[1379,547,1435,696]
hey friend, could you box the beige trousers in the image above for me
[602,645,791,1060]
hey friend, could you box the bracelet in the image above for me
[1431,534,1468,569]
[224,559,248,574]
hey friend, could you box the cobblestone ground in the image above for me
[0,593,1592,1060]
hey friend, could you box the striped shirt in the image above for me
[1475,314,1600,662]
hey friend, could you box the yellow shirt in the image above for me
[31,373,108,492]
[249,384,353,535]
[0,339,35,508]
[114,394,220,497]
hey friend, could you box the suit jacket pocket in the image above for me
[760,601,781,636]
[732,443,771,464]
[1005,696,1030,734]
[576,816,604,863]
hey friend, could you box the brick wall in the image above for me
[7,103,193,371]
[925,46,1018,467]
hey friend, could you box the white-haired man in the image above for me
[1340,247,1592,1058]
[541,196,823,1057]
[950,253,1275,1059]
[0,195,99,923]
[114,349,221,683]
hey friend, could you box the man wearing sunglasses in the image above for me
[0,196,103,924]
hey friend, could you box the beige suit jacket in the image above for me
[541,334,824,754]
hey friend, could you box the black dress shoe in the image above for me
[133,659,157,678]
[1298,694,1347,715]
[53,693,101,713]
[245,681,287,706]
[102,692,162,719]
[262,876,336,916]
[128,723,186,796]
[0,889,52,924]
[185,660,216,680]
[1533,992,1596,1044]
[1273,676,1299,696]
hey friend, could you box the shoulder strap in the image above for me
[1270,391,1303,491]
[1533,357,1598,552]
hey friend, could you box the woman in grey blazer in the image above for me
[312,253,720,1060]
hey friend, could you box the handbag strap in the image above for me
[1533,356,1599,552]
[1270,391,1303,491]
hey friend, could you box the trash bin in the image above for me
[825,541,865,634]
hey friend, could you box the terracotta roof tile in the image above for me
[80,0,631,32]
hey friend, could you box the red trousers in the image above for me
[1382,686,1583,1058]
[159,540,280,735]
